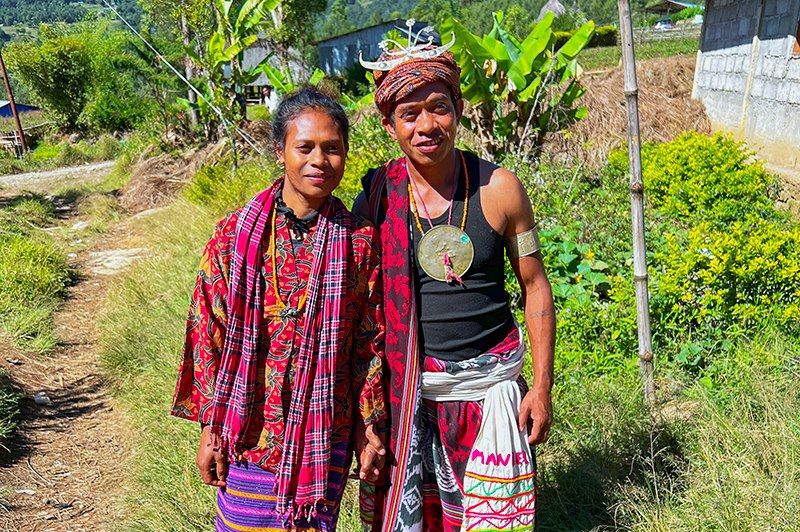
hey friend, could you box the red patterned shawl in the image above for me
[364,158,423,531]
[208,179,349,520]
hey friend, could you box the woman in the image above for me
[171,87,386,531]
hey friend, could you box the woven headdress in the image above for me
[360,20,462,117]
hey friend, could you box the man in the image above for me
[262,85,279,114]
[355,28,555,532]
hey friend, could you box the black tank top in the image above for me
[411,151,514,361]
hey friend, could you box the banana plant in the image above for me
[258,62,374,113]
[441,11,594,163]
[177,0,279,130]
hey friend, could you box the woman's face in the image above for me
[277,110,347,204]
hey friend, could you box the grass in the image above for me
[100,129,166,192]
[0,369,21,450]
[0,194,72,354]
[246,104,271,121]
[99,200,221,530]
[0,193,72,453]
[580,36,700,71]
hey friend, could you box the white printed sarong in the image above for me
[422,339,536,532]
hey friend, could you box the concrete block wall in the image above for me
[693,0,800,177]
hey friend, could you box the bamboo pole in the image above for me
[0,49,27,156]
[617,0,656,405]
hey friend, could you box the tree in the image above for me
[5,21,155,131]
[319,0,353,39]
[504,5,532,40]
[265,0,326,66]
[410,0,461,25]
[138,0,211,127]
[5,27,93,128]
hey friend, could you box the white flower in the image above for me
[406,18,416,27]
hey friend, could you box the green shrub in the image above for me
[94,134,122,160]
[30,140,65,163]
[341,115,399,207]
[671,6,703,23]
[246,105,271,121]
[184,156,279,214]
[5,21,156,132]
[653,216,800,333]
[608,132,779,227]
[56,142,91,166]
[540,223,612,305]
[5,32,93,129]
[0,154,24,175]
[592,25,618,47]
[600,132,800,368]
[554,274,639,375]
[555,24,618,49]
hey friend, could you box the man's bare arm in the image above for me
[491,168,555,445]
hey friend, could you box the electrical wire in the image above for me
[98,0,264,154]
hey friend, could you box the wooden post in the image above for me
[0,49,27,155]
[618,0,656,405]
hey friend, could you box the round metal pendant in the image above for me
[417,225,474,282]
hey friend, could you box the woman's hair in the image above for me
[271,86,349,150]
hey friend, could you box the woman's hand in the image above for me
[196,425,228,487]
[355,423,386,484]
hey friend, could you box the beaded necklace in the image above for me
[407,150,473,285]
[407,150,469,235]
[268,206,309,318]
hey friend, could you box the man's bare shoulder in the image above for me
[475,156,528,203]
[473,154,533,235]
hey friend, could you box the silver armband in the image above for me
[506,226,541,258]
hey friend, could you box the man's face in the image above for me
[383,82,463,168]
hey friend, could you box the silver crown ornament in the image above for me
[359,19,456,71]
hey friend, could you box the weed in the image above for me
[0,194,71,353]
[0,370,21,450]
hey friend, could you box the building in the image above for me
[645,0,702,14]
[0,100,38,118]
[237,36,308,102]
[692,0,800,184]
[316,19,432,77]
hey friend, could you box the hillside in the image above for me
[320,0,653,38]
[0,0,141,27]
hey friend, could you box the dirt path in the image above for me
[0,165,140,531]
[0,161,116,192]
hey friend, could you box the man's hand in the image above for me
[355,423,387,484]
[196,425,228,487]
[518,389,553,445]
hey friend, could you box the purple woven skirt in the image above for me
[215,459,347,531]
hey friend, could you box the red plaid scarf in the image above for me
[208,179,349,521]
